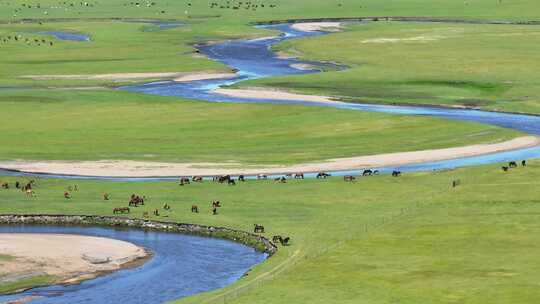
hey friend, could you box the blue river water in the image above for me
[0,225,266,304]
[40,31,90,41]
[2,23,540,181]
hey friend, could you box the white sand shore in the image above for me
[0,136,537,177]
[21,71,236,82]
[214,88,337,103]
[0,234,148,286]
[291,22,342,32]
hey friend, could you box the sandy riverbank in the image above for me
[0,234,148,291]
[214,87,337,103]
[0,136,537,177]
[291,22,342,32]
[20,71,236,82]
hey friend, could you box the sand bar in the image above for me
[0,234,148,288]
[214,88,337,103]
[291,22,342,32]
[20,71,236,82]
[0,136,537,177]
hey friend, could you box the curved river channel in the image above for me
[2,23,540,181]
[0,225,267,304]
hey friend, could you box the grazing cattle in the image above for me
[64,192,71,199]
[392,171,402,177]
[238,175,245,182]
[343,175,356,182]
[509,161,518,168]
[192,176,203,182]
[228,179,236,186]
[272,235,290,246]
[212,201,221,208]
[502,166,509,172]
[522,160,527,167]
[253,224,265,233]
[113,207,130,214]
[362,169,373,176]
[191,205,199,213]
[317,172,331,179]
[257,174,267,180]
[163,203,171,210]
[294,173,304,179]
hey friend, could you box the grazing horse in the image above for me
[238,175,245,182]
[191,205,199,213]
[362,169,373,176]
[1,182,9,189]
[218,175,231,183]
[343,175,356,182]
[192,176,203,182]
[253,224,265,233]
[522,160,527,167]
[257,174,267,180]
[179,177,190,185]
[15,181,20,189]
[316,172,331,179]
[272,235,290,246]
[113,207,130,214]
[509,161,518,168]
[502,166,509,172]
[275,176,287,183]
[228,179,236,186]
[294,173,304,179]
[392,171,402,177]
[64,192,71,199]
[153,209,160,216]
[163,203,171,211]
[129,195,145,207]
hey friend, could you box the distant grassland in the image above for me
[0,89,521,164]
[241,21,540,113]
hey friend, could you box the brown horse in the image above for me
[294,173,304,179]
[343,176,356,182]
[191,205,199,213]
[113,207,130,214]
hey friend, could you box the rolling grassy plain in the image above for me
[0,160,539,302]
[240,21,540,114]
[0,89,521,164]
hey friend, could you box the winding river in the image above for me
[2,22,539,180]
[0,225,266,303]
[1,20,540,303]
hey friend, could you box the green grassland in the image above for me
[240,21,540,113]
[0,274,56,295]
[0,89,521,164]
[0,160,539,303]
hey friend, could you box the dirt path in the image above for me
[0,136,537,177]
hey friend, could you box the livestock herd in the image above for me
[0,160,531,248]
